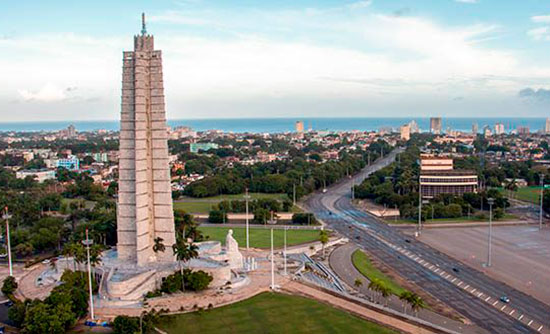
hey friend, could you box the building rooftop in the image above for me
[421,170,477,176]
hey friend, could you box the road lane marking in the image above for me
[500,305,506,311]
[485,296,491,301]
[537,325,543,332]
[451,278,457,283]
[519,315,524,320]
[471,288,476,293]
[509,310,515,316]
[429,265,434,269]
[492,301,498,306]
[528,320,533,326]
[464,284,470,289]
[458,282,463,287]
[477,292,483,297]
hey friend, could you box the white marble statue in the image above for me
[225,229,243,269]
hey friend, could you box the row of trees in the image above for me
[183,141,391,199]
[354,144,510,220]
[354,277,425,316]
[7,271,93,333]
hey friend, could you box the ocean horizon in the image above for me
[0,117,547,134]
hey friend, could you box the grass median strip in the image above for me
[157,292,398,334]
[351,249,407,296]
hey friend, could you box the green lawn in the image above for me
[352,250,407,296]
[157,292,398,334]
[198,226,321,248]
[174,193,291,213]
[500,186,542,204]
[173,201,215,213]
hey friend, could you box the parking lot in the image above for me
[419,225,550,305]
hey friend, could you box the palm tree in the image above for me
[379,282,391,306]
[354,278,363,289]
[153,237,166,254]
[319,230,329,258]
[89,244,103,267]
[368,278,382,303]
[399,291,413,314]
[172,240,199,292]
[409,293,425,316]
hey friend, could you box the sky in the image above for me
[1,0,550,121]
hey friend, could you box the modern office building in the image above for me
[420,155,478,199]
[295,120,304,133]
[56,156,80,171]
[430,117,442,134]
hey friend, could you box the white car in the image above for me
[42,259,51,264]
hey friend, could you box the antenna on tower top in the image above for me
[141,12,147,35]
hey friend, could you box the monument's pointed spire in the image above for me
[141,12,147,35]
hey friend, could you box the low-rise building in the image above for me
[16,169,56,183]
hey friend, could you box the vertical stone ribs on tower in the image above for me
[117,14,176,266]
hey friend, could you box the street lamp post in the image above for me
[539,174,544,230]
[418,175,422,235]
[2,207,13,277]
[283,227,287,276]
[244,189,251,250]
[270,228,275,289]
[485,198,494,267]
[82,229,95,320]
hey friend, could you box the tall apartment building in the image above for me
[430,117,442,134]
[295,120,304,133]
[409,120,420,134]
[517,126,530,135]
[472,122,478,134]
[494,123,505,135]
[400,124,411,141]
[545,118,550,134]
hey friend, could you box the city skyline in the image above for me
[2,0,550,121]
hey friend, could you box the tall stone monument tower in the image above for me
[117,13,176,266]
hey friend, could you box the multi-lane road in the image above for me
[305,150,549,334]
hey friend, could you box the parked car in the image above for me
[500,296,510,303]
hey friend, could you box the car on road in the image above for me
[42,259,50,264]
[452,267,460,273]
[500,296,510,303]
[404,239,411,243]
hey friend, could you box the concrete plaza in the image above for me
[419,225,550,305]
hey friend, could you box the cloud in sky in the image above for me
[2,3,550,120]
[531,15,550,24]
[18,83,72,102]
[528,27,550,41]
[519,88,550,101]
[347,1,373,10]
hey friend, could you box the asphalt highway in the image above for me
[304,150,549,334]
